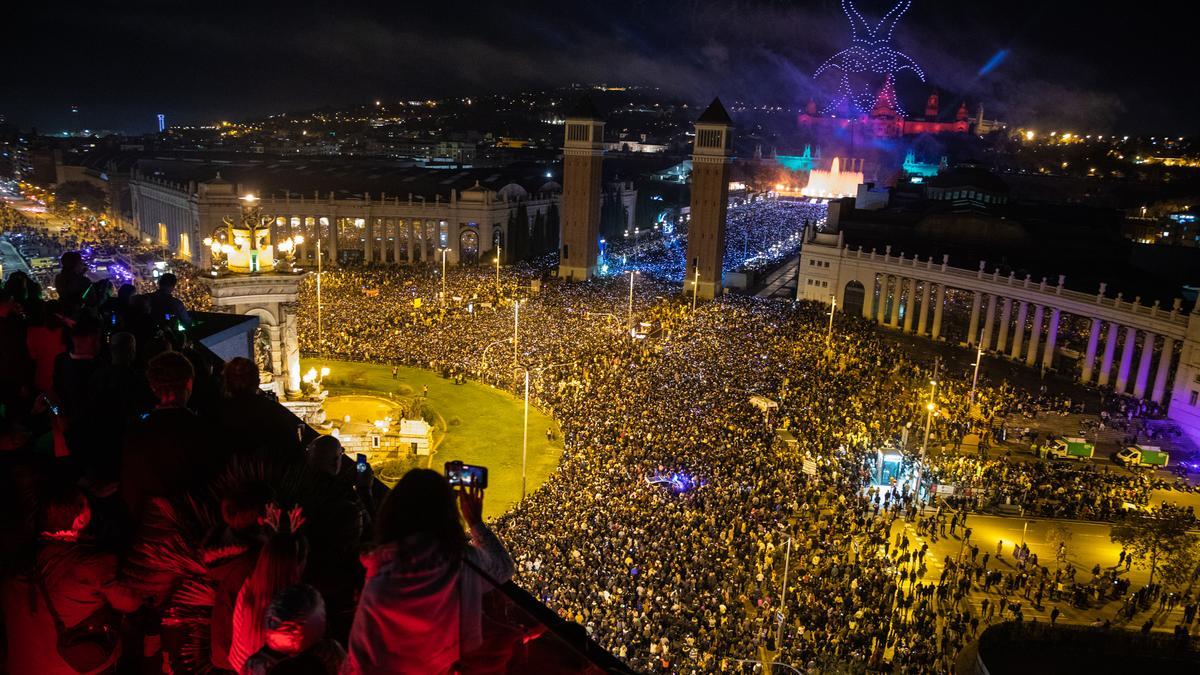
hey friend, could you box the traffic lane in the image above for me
[896,515,1146,586]
[1149,488,1200,512]
[0,240,32,279]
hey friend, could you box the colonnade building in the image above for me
[798,230,1200,442]
[128,158,562,268]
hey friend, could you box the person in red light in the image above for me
[241,584,345,675]
[342,469,513,675]
[2,483,141,675]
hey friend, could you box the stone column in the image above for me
[406,220,415,263]
[1010,301,1028,360]
[282,302,301,395]
[267,324,284,378]
[862,276,876,320]
[326,217,339,265]
[1025,304,1044,367]
[1041,308,1061,371]
[1151,336,1175,404]
[876,275,889,324]
[902,277,917,333]
[931,284,946,340]
[364,217,374,264]
[981,294,998,351]
[391,219,401,265]
[1115,327,1138,393]
[967,291,982,345]
[916,281,931,335]
[1098,322,1119,387]
[1080,318,1101,383]
[888,277,903,328]
[1133,332,1156,399]
[997,298,1013,354]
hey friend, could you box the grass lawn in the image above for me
[302,358,562,519]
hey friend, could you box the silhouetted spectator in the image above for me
[343,469,513,674]
[242,584,345,675]
[54,252,91,313]
[146,272,192,330]
[119,351,220,521]
[52,314,103,424]
[25,300,66,396]
[1,482,140,674]
[213,358,302,466]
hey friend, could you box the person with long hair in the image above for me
[228,504,308,672]
[342,469,513,675]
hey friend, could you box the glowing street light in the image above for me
[494,245,502,295]
[439,247,449,304]
[513,299,521,366]
[826,294,837,345]
[691,268,700,313]
[969,340,984,403]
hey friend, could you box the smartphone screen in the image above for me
[445,461,488,489]
[356,453,368,473]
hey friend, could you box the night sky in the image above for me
[3,0,1193,135]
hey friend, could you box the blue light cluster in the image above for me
[601,199,827,282]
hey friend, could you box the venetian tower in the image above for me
[557,98,605,281]
[684,98,733,300]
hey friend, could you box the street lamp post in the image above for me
[494,245,501,295]
[316,236,324,358]
[915,359,939,499]
[691,268,700,313]
[440,247,448,304]
[776,530,793,650]
[826,295,837,345]
[514,360,576,502]
[513,299,520,366]
[969,340,984,403]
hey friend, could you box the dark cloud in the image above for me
[0,0,1190,135]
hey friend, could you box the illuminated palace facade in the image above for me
[128,157,565,267]
[797,76,976,141]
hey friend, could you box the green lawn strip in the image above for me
[302,358,562,519]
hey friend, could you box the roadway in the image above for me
[889,512,1194,632]
[0,239,31,280]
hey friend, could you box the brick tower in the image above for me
[685,98,733,300]
[558,98,605,281]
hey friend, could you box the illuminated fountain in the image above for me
[801,157,864,198]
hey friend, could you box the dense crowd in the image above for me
[601,199,826,281]
[3,242,1195,673]
[290,260,1194,672]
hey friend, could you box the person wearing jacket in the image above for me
[342,469,513,675]
[2,483,141,674]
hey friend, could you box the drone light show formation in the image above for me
[814,0,926,116]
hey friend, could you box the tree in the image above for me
[511,199,530,260]
[531,210,548,255]
[54,180,107,214]
[1110,511,1199,587]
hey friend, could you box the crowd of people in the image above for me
[600,199,826,282]
[289,259,1196,672]
[2,239,1195,673]
[0,255,523,674]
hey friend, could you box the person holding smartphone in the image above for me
[343,469,513,675]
